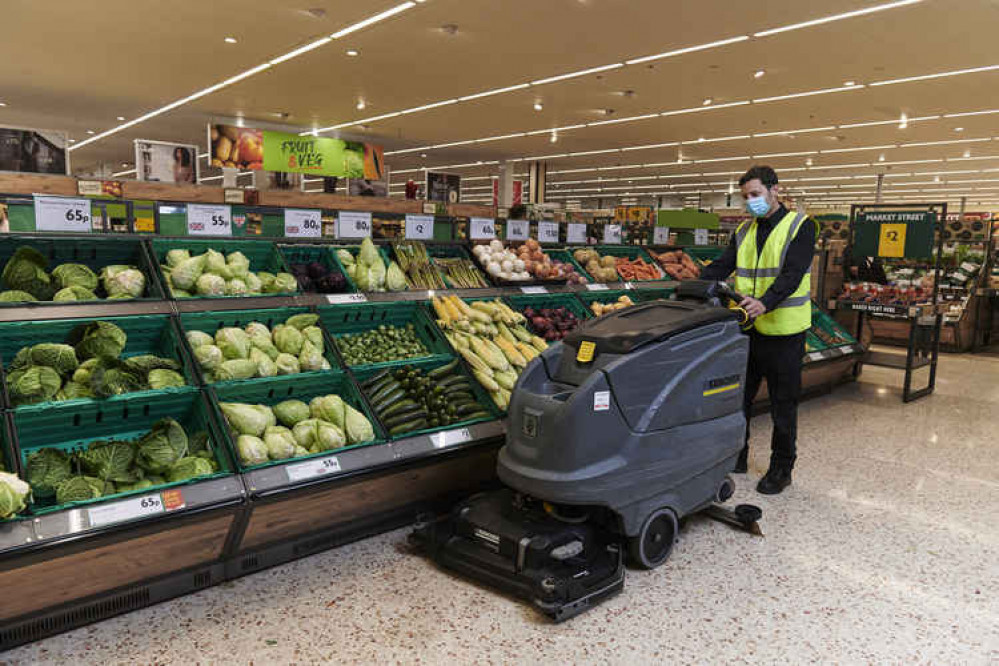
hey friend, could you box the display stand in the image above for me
[837,203,945,402]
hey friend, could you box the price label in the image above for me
[807,352,824,363]
[694,228,709,245]
[286,456,342,482]
[33,196,93,233]
[623,282,635,290]
[187,204,232,236]
[566,223,587,244]
[603,224,622,244]
[521,286,548,294]
[338,211,372,239]
[877,223,906,258]
[432,427,474,449]
[537,221,559,244]
[406,214,435,240]
[585,283,609,291]
[88,493,164,527]
[326,293,367,304]
[470,217,496,240]
[653,225,671,245]
[284,208,322,238]
[506,219,529,241]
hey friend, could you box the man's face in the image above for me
[740,179,777,208]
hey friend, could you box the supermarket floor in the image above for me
[4,352,999,666]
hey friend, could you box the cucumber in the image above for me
[385,410,428,428]
[374,388,406,412]
[382,402,424,420]
[362,368,392,389]
[369,380,402,404]
[381,398,417,418]
[443,383,473,396]
[447,391,475,403]
[365,376,396,397]
[438,375,469,389]
[461,410,490,420]
[455,402,484,416]
[390,418,427,436]
[428,358,460,379]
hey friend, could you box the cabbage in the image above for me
[102,266,146,298]
[186,330,214,349]
[0,472,30,518]
[273,325,304,355]
[292,445,310,458]
[245,322,270,338]
[358,238,380,266]
[273,399,310,427]
[236,435,268,467]
[78,441,137,484]
[25,448,71,498]
[314,422,346,453]
[256,271,276,292]
[0,290,37,302]
[58,381,95,400]
[136,418,189,473]
[89,359,144,397]
[28,343,78,376]
[195,344,223,371]
[302,326,324,351]
[291,419,320,449]
[386,261,407,291]
[225,278,248,296]
[148,369,185,389]
[336,249,354,267]
[244,272,262,293]
[215,327,250,360]
[226,251,250,277]
[220,402,271,437]
[166,249,190,268]
[167,456,214,483]
[70,321,127,360]
[285,314,319,331]
[216,359,258,381]
[271,272,298,294]
[51,263,98,291]
[275,353,301,375]
[117,479,154,493]
[250,348,277,377]
[1,246,54,299]
[310,395,346,428]
[248,330,279,360]
[123,355,180,375]
[53,285,98,301]
[344,404,375,444]
[204,249,227,274]
[170,288,191,298]
[55,476,105,504]
[263,426,296,460]
[298,340,324,372]
[8,366,61,405]
[170,254,206,291]
[196,273,226,296]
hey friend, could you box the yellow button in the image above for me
[576,340,596,363]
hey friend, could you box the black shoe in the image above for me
[734,447,748,474]
[756,467,792,495]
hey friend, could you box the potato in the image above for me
[600,255,616,269]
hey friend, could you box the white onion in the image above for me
[489,240,504,252]
[513,259,525,272]
[486,262,502,276]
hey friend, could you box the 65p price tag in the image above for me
[285,208,322,238]
[33,196,93,233]
[338,211,372,239]
[470,217,496,240]
[405,214,435,240]
[87,493,164,527]
[537,221,559,244]
[506,219,529,241]
[187,204,232,236]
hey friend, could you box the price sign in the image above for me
[406,214,435,240]
[521,286,548,294]
[326,293,367,304]
[187,204,232,236]
[470,217,496,240]
[33,196,93,233]
[284,209,322,238]
[694,228,709,245]
[877,223,907,258]
[537,221,559,244]
[807,352,824,363]
[432,427,474,449]
[653,225,671,245]
[286,456,342,482]
[506,219,529,241]
[338,211,372,239]
[603,224,622,244]
[585,283,609,291]
[567,223,587,244]
[88,493,164,527]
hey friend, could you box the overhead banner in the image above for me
[134,139,199,184]
[426,172,460,203]
[208,124,383,179]
[0,126,69,174]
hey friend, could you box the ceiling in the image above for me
[5,0,999,210]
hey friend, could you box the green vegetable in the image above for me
[204,249,227,274]
[51,263,98,291]
[78,440,138,484]
[271,272,298,294]
[118,479,154,493]
[57,381,95,400]
[123,355,181,374]
[216,327,251,360]
[186,330,214,349]
[148,369,185,389]
[220,402,271,437]
[250,348,277,377]
[90,359,144,397]
[336,249,354,266]
[166,249,190,268]
[25,448,72,498]
[302,326,324,351]
[55,476,104,504]
[273,399,310,427]
[195,345,223,372]
[236,435,269,466]
[101,266,146,299]
[244,272,263,293]
[216,359,259,381]
[166,456,214,483]
[263,426,297,461]
[0,472,30,518]
[273,325,304,355]
[169,254,206,291]
[2,247,54,299]
[245,322,270,338]
[310,395,346,428]
[69,321,127,361]
[196,273,226,296]
[9,366,62,405]
[285,313,319,330]
[225,278,248,295]
[256,271,276,292]
[298,340,324,372]
[136,418,189,473]
[314,421,346,453]
[344,404,375,444]
[53,285,99,302]
[275,353,300,375]
[28,343,78,376]
[386,261,407,291]
[0,290,37,302]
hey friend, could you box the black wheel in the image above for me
[628,508,677,569]
[716,475,735,503]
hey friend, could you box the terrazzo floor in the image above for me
[3,351,998,665]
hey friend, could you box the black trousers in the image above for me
[742,330,805,471]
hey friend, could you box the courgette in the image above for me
[362,368,392,389]
[447,391,475,404]
[438,375,470,389]
[369,380,402,404]
[390,418,427,436]
[385,410,428,428]
[373,388,407,412]
[428,359,460,379]
[444,383,473,396]
[365,375,397,397]
[381,398,417,417]
[461,410,490,420]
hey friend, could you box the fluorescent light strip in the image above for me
[331,2,415,39]
[525,125,587,136]
[821,144,897,153]
[587,113,660,127]
[400,99,458,114]
[944,109,999,119]
[870,64,999,87]
[621,142,681,152]
[530,63,624,86]
[661,100,751,116]
[754,126,836,138]
[111,168,136,177]
[269,37,332,65]
[458,84,531,102]
[625,35,750,65]
[753,151,819,158]
[754,0,923,37]
[477,132,528,143]
[901,137,993,148]
[753,85,863,104]
[691,135,752,144]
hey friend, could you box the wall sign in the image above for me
[405,214,435,240]
[854,209,936,259]
[186,203,232,236]
[284,208,322,238]
[470,217,496,240]
[653,225,671,245]
[337,211,372,239]
[33,196,92,233]
[506,219,529,241]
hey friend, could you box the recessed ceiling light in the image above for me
[421,153,427,158]
[754,70,765,78]
[844,80,856,86]
[86,130,95,135]
[964,149,972,158]
[878,154,886,161]
[954,126,964,132]
[67,138,75,143]
[121,162,129,167]
[702,98,713,106]
[550,131,558,143]
[533,102,544,111]
[356,99,366,110]
[346,49,359,56]
[224,37,237,44]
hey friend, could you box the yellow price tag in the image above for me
[576,340,596,363]
[878,223,906,257]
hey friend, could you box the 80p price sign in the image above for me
[338,211,372,239]
[285,208,322,238]
[187,204,232,236]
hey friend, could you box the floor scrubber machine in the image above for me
[411,280,762,621]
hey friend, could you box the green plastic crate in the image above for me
[504,293,592,339]
[0,234,165,305]
[149,238,296,300]
[12,388,234,516]
[805,330,827,353]
[810,303,857,347]
[179,307,340,386]
[544,248,594,283]
[277,244,358,293]
[353,357,500,440]
[594,245,665,281]
[208,371,385,472]
[318,301,453,370]
[0,314,197,412]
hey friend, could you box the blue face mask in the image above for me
[745,195,771,217]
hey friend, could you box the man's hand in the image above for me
[739,296,767,319]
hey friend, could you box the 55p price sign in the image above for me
[33,196,93,233]
[338,211,372,239]
[187,204,232,236]
[284,208,322,238]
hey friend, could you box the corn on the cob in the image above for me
[474,369,500,391]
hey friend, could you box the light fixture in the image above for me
[116,116,125,121]
[356,99,366,110]
[550,131,558,143]
[754,70,766,79]
[844,79,856,85]
[899,112,908,129]
[530,63,623,86]
[625,35,749,65]
[806,157,814,166]
[224,37,237,44]
[67,138,75,143]
[878,154,886,161]
[346,49,359,56]
[753,84,863,103]
[964,149,972,158]
[420,153,427,158]
[954,126,964,132]
[533,102,544,111]
[86,130,95,135]
[702,98,713,106]
[753,0,923,37]
[331,2,416,39]
[121,162,129,167]
[871,63,999,87]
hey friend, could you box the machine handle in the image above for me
[707,282,753,328]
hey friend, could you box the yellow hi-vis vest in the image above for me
[733,210,812,336]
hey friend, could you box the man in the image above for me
[701,165,816,495]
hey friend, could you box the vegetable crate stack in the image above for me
[150,239,298,299]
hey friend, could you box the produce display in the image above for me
[432,295,547,410]
[360,360,492,437]
[160,248,296,298]
[519,304,585,342]
[392,241,447,290]
[0,246,147,303]
[334,323,430,366]
[572,249,620,283]
[434,257,490,289]
[288,260,349,294]
[812,326,850,347]
[219,394,375,467]
[648,249,702,281]
[334,239,407,292]
[5,321,185,406]
[589,294,636,316]
[472,240,585,284]
[23,418,218,508]
[185,313,331,383]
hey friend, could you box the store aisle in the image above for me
[4,353,998,666]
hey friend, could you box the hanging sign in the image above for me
[33,196,92,233]
[337,211,372,239]
[853,209,936,259]
[470,217,496,240]
[653,225,671,245]
[694,228,709,245]
[187,203,232,236]
[603,224,622,244]
[537,221,559,244]
[567,223,587,244]
[284,208,322,238]
[405,214,435,240]
[506,219,529,241]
